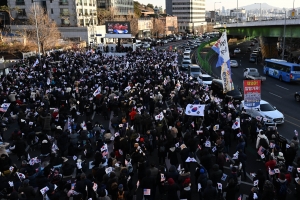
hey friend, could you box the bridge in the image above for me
[214,19,300,58]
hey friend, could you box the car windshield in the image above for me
[293,66,300,71]
[231,61,237,63]
[182,61,191,64]
[191,68,200,72]
[202,77,212,81]
[260,103,275,111]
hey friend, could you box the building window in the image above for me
[61,18,70,26]
[84,0,87,6]
[60,8,69,16]
[80,19,84,26]
[17,9,26,17]
[59,0,68,5]
[16,0,25,5]
[51,9,53,14]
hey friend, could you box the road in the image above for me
[210,41,300,141]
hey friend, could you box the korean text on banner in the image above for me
[243,80,261,109]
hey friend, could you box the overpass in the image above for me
[214,19,300,58]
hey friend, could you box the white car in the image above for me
[184,48,191,53]
[240,100,284,125]
[142,42,150,48]
[181,59,192,69]
[163,40,168,44]
[199,74,212,85]
[230,60,239,67]
[234,48,241,54]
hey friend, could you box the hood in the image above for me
[261,110,284,119]
[167,178,175,185]
[169,165,176,172]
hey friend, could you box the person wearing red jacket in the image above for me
[265,156,277,171]
[129,108,136,125]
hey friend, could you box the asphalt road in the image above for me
[210,41,300,141]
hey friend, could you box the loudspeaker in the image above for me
[101,38,104,43]
[133,38,136,43]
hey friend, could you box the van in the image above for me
[189,64,201,78]
[211,79,243,102]
[183,52,190,59]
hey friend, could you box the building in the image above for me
[97,0,134,17]
[8,0,98,27]
[164,15,178,35]
[165,0,173,15]
[137,18,153,38]
[167,0,207,34]
[230,8,246,22]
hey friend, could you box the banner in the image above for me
[243,80,261,109]
[212,32,234,93]
[185,104,205,116]
[221,62,234,93]
[212,32,231,68]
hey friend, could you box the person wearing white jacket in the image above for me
[256,130,269,149]
[256,130,269,161]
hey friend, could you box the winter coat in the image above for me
[168,147,178,166]
[40,114,51,131]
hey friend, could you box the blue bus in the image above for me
[263,59,300,82]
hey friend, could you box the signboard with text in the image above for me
[243,80,261,109]
[105,21,130,34]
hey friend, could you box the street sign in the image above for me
[96,34,102,36]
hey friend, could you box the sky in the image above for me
[137,0,300,11]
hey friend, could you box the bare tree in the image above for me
[151,18,165,38]
[27,4,60,54]
[97,7,115,25]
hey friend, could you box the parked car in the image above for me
[142,42,150,49]
[240,100,284,125]
[234,48,241,54]
[230,60,239,68]
[295,92,300,102]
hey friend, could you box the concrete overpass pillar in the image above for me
[259,37,278,59]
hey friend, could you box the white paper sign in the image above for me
[105,167,112,174]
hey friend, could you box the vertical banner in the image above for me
[243,80,261,109]
[212,31,234,93]
[221,62,234,93]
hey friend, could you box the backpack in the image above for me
[159,146,165,152]
[279,181,287,196]
[259,137,268,149]
[117,191,125,200]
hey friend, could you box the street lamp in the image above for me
[255,3,261,21]
[214,2,221,24]
[292,0,296,17]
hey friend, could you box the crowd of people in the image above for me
[0,46,298,200]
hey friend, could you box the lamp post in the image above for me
[214,2,221,24]
[255,3,261,21]
[292,0,296,17]
[33,0,41,60]
[282,10,286,60]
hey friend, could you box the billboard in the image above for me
[243,80,261,109]
[105,21,130,34]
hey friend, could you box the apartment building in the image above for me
[8,0,98,27]
[167,0,207,33]
[97,0,134,17]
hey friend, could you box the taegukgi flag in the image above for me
[185,104,205,116]
[211,32,231,68]
[212,32,234,93]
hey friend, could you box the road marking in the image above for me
[285,119,300,128]
[269,92,282,98]
[285,114,300,123]
[276,85,289,90]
